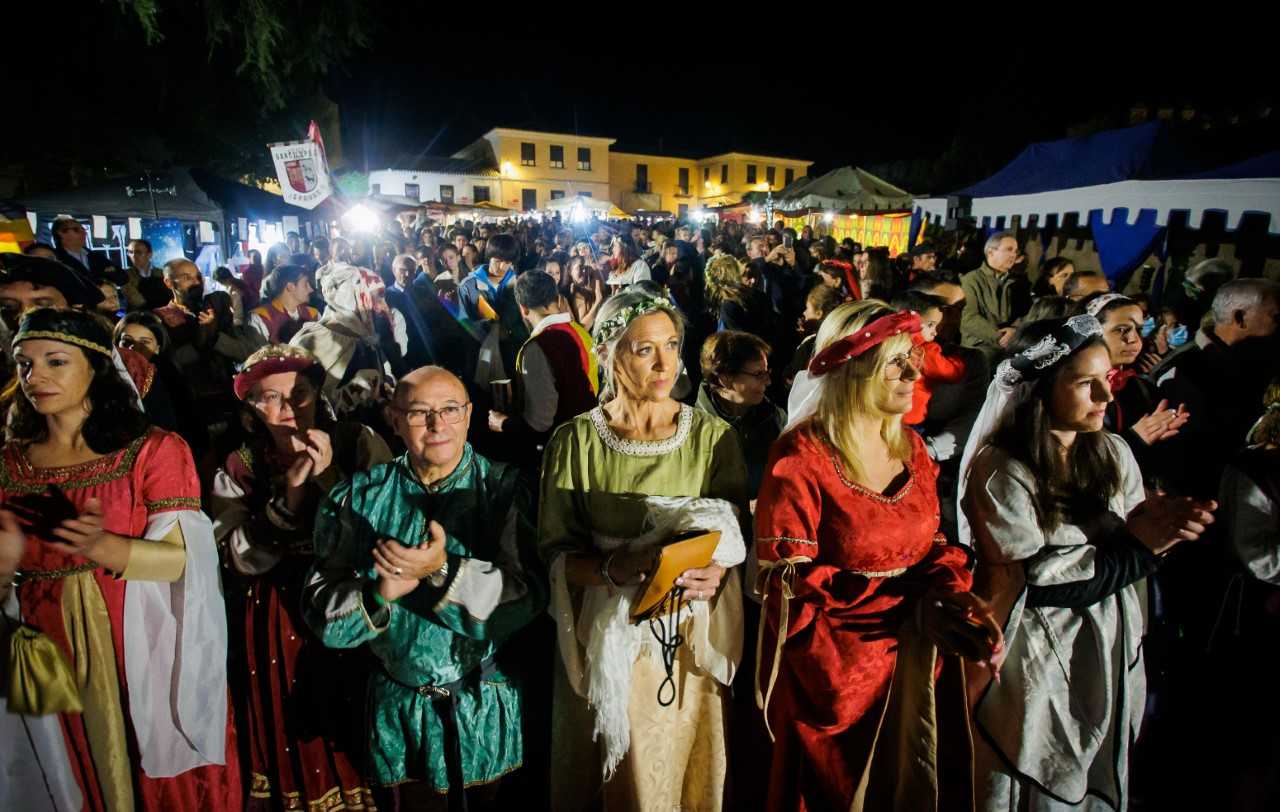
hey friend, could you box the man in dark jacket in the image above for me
[51,215,125,285]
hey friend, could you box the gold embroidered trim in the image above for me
[15,563,99,582]
[827,448,915,504]
[1,434,147,494]
[144,497,200,512]
[258,778,375,810]
[12,330,113,357]
[758,535,818,547]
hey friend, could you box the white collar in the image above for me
[532,311,573,336]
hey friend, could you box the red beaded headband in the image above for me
[807,310,921,376]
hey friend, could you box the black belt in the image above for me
[381,656,498,812]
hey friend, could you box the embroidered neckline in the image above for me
[1,434,148,493]
[589,404,693,457]
[826,444,915,504]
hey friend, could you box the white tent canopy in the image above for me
[544,194,630,219]
[774,166,913,213]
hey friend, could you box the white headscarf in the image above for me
[956,314,1104,546]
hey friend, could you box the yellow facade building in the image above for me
[452,128,616,212]
[370,127,813,216]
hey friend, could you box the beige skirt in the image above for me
[550,643,729,812]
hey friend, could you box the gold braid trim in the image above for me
[754,555,813,742]
[0,434,147,494]
[144,496,201,512]
[16,562,100,582]
[12,330,113,357]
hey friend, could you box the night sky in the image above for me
[3,6,1276,197]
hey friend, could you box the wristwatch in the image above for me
[426,560,449,589]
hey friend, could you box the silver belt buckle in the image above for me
[416,685,451,700]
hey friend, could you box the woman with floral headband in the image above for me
[755,299,1003,812]
[539,289,750,812]
[210,344,392,812]
[0,307,240,811]
[959,315,1218,811]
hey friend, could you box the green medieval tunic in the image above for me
[302,443,546,791]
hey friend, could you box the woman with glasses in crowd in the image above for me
[210,344,391,812]
[0,307,239,811]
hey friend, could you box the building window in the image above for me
[522,189,538,211]
[550,190,565,200]
[549,145,565,168]
[635,164,649,193]
[371,183,381,195]
[720,164,728,185]
[440,185,454,203]
[678,204,689,220]
[785,168,795,186]
[577,147,592,171]
[404,182,420,199]
[678,167,689,195]
[703,167,710,184]
[474,186,491,203]
[746,164,758,184]
[520,142,535,166]
[578,191,592,198]
[766,166,776,187]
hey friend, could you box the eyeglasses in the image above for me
[734,369,772,383]
[249,387,315,410]
[884,347,925,381]
[392,403,469,427]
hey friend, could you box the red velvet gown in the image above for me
[0,430,242,812]
[755,428,972,812]
[215,448,375,812]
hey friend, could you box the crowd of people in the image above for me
[0,207,1276,812]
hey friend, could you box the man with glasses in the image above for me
[304,365,546,809]
[50,214,126,285]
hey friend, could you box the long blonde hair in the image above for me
[811,300,914,483]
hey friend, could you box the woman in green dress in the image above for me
[539,289,750,812]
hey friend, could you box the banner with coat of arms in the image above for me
[268,121,332,210]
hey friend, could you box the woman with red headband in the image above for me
[210,344,392,812]
[755,299,1003,812]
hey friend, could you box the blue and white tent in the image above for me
[912,123,1280,281]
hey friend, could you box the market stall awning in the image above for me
[773,166,912,213]
[20,168,224,221]
[544,195,631,219]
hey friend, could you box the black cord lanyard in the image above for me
[647,588,685,707]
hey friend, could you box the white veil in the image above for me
[955,314,1104,547]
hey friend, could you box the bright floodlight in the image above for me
[823,211,835,223]
[571,201,588,224]
[345,204,379,233]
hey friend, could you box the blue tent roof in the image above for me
[1186,150,1280,180]
[955,122,1198,198]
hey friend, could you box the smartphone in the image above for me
[782,234,794,250]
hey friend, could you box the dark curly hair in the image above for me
[5,308,149,454]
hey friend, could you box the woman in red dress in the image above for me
[0,307,240,812]
[211,344,390,811]
[756,300,1003,812]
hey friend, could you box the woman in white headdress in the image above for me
[290,261,408,416]
[959,314,1218,811]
